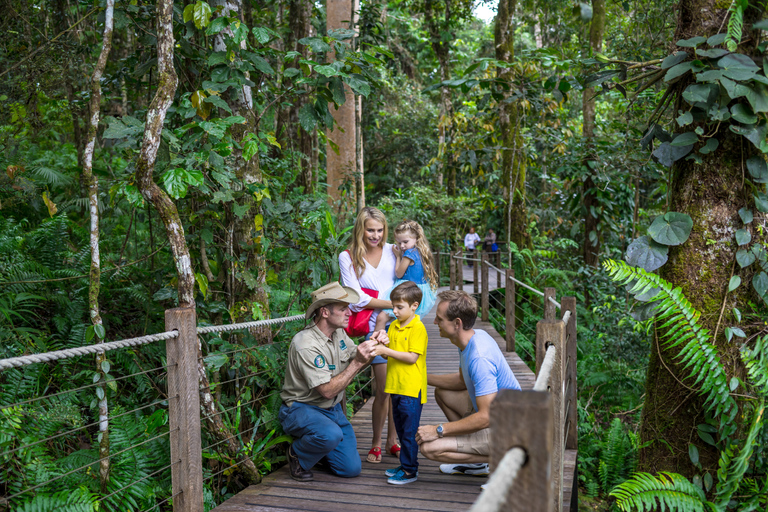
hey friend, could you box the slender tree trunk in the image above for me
[639,0,765,475]
[582,0,605,270]
[80,0,115,490]
[425,0,452,192]
[495,0,529,251]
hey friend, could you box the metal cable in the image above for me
[204,389,281,421]
[1,364,175,411]
[206,369,271,389]
[469,447,526,512]
[0,398,175,458]
[508,275,545,297]
[1,428,177,502]
[548,296,561,310]
[0,331,179,370]
[97,460,180,503]
[203,424,260,452]
[197,314,304,334]
[138,490,182,512]
[533,345,557,392]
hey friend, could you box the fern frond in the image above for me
[610,472,714,512]
[742,335,768,397]
[603,260,736,433]
[714,400,765,508]
[725,0,747,52]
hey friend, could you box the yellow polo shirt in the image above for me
[384,315,428,404]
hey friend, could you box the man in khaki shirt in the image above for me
[280,282,388,481]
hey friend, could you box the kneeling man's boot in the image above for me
[287,445,314,482]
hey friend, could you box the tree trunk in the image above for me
[425,0,452,192]
[82,0,114,490]
[495,0,529,251]
[638,0,765,475]
[582,0,605,269]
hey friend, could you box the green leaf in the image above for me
[719,53,759,80]
[755,191,768,213]
[652,142,694,167]
[92,372,101,383]
[665,61,693,82]
[298,36,331,53]
[648,212,694,246]
[191,1,212,29]
[729,275,742,291]
[699,137,719,154]
[330,76,346,105]
[676,111,694,126]
[732,307,742,322]
[670,131,698,147]
[678,36,707,48]
[205,16,228,35]
[298,103,318,133]
[101,360,110,373]
[682,83,717,104]
[695,69,724,81]
[86,325,95,343]
[204,353,229,370]
[252,27,272,44]
[203,95,233,114]
[735,228,752,245]
[243,139,258,162]
[315,64,341,77]
[747,156,768,183]
[736,249,755,268]
[96,387,105,400]
[754,19,768,30]
[662,51,688,69]
[725,326,734,342]
[731,103,757,124]
[243,51,274,75]
[741,82,768,113]
[343,74,371,97]
[688,443,699,465]
[195,272,209,300]
[752,271,768,297]
[625,236,669,272]
[94,323,106,340]
[730,328,745,338]
[707,33,727,46]
[739,207,753,224]
[730,119,768,149]
[697,48,729,58]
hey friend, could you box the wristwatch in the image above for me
[436,424,444,438]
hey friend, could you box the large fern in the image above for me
[603,260,736,435]
[610,472,716,512]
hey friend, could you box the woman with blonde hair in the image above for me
[338,207,400,463]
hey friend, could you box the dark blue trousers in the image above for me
[391,393,423,475]
[279,402,361,478]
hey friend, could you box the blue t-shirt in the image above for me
[401,248,427,285]
[459,329,521,411]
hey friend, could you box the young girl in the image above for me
[374,220,438,332]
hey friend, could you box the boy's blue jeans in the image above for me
[279,401,361,478]
[391,393,423,475]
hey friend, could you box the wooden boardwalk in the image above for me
[213,265,575,512]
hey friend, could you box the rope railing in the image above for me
[0,330,179,370]
[562,309,571,325]
[508,275,545,297]
[469,447,526,512]
[548,296,562,309]
[452,255,482,262]
[197,313,305,334]
[533,344,557,392]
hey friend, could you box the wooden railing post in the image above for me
[165,307,204,512]
[543,287,556,322]
[496,256,502,289]
[450,252,456,290]
[473,253,479,294]
[505,268,516,353]
[481,252,489,321]
[490,390,553,511]
[435,250,441,282]
[562,296,578,512]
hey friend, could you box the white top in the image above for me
[338,244,397,333]
[464,232,481,249]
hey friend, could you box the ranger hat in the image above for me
[305,282,360,320]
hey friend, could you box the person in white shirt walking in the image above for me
[463,228,481,267]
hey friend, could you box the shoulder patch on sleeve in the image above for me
[314,355,326,368]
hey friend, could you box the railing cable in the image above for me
[138,490,182,512]
[507,275,545,297]
[97,460,181,503]
[197,314,304,334]
[0,331,179,370]
[533,345,557,392]
[548,296,561,310]
[469,447,526,512]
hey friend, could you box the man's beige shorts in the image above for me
[449,390,490,456]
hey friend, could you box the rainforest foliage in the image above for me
[1,0,768,510]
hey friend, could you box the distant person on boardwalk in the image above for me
[415,290,521,477]
[375,219,438,332]
[463,227,481,267]
[338,207,400,463]
[279,282,388,481]
[371,281,429,485]
[483,228,497,254]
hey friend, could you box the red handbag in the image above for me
[345,288,378,337]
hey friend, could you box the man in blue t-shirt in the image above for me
[415,290,520,476]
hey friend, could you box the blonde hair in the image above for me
[348,207,389,278]
[394,220,438,289]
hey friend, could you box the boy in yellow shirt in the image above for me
[371,281,428,484]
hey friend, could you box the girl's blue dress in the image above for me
[382,248,437,318]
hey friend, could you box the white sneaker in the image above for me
[439,463,490,476]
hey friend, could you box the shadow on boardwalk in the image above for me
[212,267,537,512]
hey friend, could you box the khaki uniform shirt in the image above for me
[280,324,358,408]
